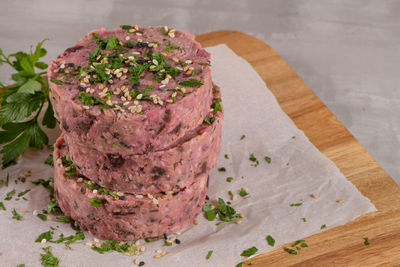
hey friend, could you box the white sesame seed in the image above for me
[147,193,154,199]
[154,254,162,259]
[132,51,140,55]
[117,192,124,197]
[85,88,90,93]
[136,194,143,199]
[185,60,193,64]
[129,28,135,33]
[134,25,139,31]
[85,242,93,247]
[136,94,143,100]
[168,32,175,38]
[94,238,100,243]
[236,219,242,225]
[93,189,98,194]
[152,59,159,65]
[161,250,166,256]
[156,249,162,254]
[164,26,169,32]
[159,84,166,88]
[77,178,83,183]
[337,199,344,203]
[125,36,130,41]
[136,32,142,36]
[89,89,95,94]
[176,67,183,71]
[83,106,90,110]
[152,198,159,205]
[33,210,38,216]
[172,57,179,63]
[166,99,173,103]
[41,239,47,244]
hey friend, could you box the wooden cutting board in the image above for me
[196,31,400,266]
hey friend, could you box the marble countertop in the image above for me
[1,0,399,184]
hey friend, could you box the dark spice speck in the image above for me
[175,239,181,244]
[218,167,226,172]
[205,195,210,200]
[210,117,216,123]
[136,58,147,64]
[58,68,65,73]
[139,261,145,266]
[78,86,85,91]
[119,195,125,200]
[163,233,168,239]
[67,63,75,67]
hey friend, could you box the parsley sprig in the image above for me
[0,40,57,168]
[203,198,240,225]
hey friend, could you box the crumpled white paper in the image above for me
[0,44,376,267]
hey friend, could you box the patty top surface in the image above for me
[48,25,211,115]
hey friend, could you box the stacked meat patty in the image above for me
[48,25,222,240]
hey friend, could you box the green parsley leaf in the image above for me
[199,62,211,66]
[42,100,57,129]
[5,189,16,200]
[236,263,243,267]
[284,247,297,255]
[290,203,302,207]
[37,213,47,221]
[45,154,54,166]
[89,197,102,207]
[50,79,72,85]
[363,237,370,246]
[53,229,85,249]
[321,224,327,229]
[164,241,172,246]
[0,201,5,210]
[264,156,271,164]
[291,240,305,247]
[160,27,168,35]
[204,115,211,125]
[212,98,222,115]
[301,217,307,222]
[18,78,42,94]
[56,215,71,223]
[206,250,213,260]
[120,25,132,30]
[224,154,229,159]
[17,189,30,197]
[178,79,204,87]
[164,40,180,52]
[217,167,226,172]
[12,208,22,220]
[40,246,59,267]
[239,188,249,198]
[249,153,259,167]
[240,246,258,257]
[226,177,233,183]
[17,264,25,267]
[300,242,308,248]
[35,230,54,242]
[240,135,245,140]
[266,235,275,246]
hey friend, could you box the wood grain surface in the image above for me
[196,31,400,266]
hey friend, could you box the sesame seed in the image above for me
[89,89,95,94]
[159,85,166,88]
[134,259,140,265]
[125,36,130,41]
[231,194,237,201]
[85,242,92,246]
[166,99,173,103]
[161,250,166,256]
[108,79,113,84]
[154,254,162,259]
[168,32,175,38]
[135,240,141,246]
[164,26,169,32]
[136,94,143,100]
[134,25,139,31]
[136,32,142,36]
[47,215,53,221]
[337,199,344,203]
[121,75,127,80]
[136,194,144,199]
[116,72,122,78]
[172,57,179,63]
[152,59,159,65]
[41,239,47,244]
[156,249,162,254]
[121,96,127,102]
[117,192,124,197]
[185,60,192,64]
[92,189,98,194]
[140,246,146,252]
[236,220,242,225]
[129,28,135,33]
[83,106,90,110]
[176,67,183,71]
[33,210,38,216]
[85,88,90,93]
[152,198,159,205]
[124,252,131,256]
[310,194,319,199]
[19,208,27,213]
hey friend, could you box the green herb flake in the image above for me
[89,197,102,207]
[120,25,132,30]
[44,154,54,166]
[240,135,246,140]
[178,79,204,87]
[53,229,85,249]
[50,79,72,85]
[264,156,271,164]
[0,201,5,210]
[321,224,327,230]
[5,189,16,200]
[202,198,240,224]
[35,230,54,242]
[226,177,233,183]
[249,154,259,167]
[199,62,211,66]
[40,246,59,267]
[56,215,71,223]
[17,264,25,267]
[224,154,229,159]
[37,213,47,221]
[204,115,211,125]
[91,240,135,254]
[239,188,249,198]
[291,240,305,247]
[236,263,243,267]
[266,235,275,247]
[164,241,172,246]
[217,167,226,172]
[290,203,302,207]
[284,247,297,255]
[17,189,30,197]
[240,246,258,257]
[364,237,370,246]
[160,27,168,35]
[300,242,308,248]
[292,136,296,139]
[11,208,22,220]
[206,250,213,260]
[301,217,307,222]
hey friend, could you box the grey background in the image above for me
[1,0,399,184]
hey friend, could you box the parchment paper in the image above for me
[0,44,376,267]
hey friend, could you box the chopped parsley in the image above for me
[364,237,370,246]
[301,217,307,222]
[17,189,30,197]
[206,250,213,260]
[56,215,71,223]
[50,79,72,85]
[53,229,85,249]
[178,78,204,87]
[0,201,5,210]
[37,213,47,221]
[44,154,54,166]
[160,27,168,35]
[164,40,180,52]
[320,224,327,230]
[202,198,240,225]
[240,135,246,140]
[224,154,229,159]
[17,264,25,267]
[266,235,275,246]
[76,92,107,109]
[91,240,136,254]
[60,155,76,178]
[35,230,54,242]
[240,246,258,257]
[204,115,212,125]
[12,208,22,220]
[249,154,259,167]
[5,189,16,200]
[284,247,297,255]
[40,246,59,267]
[217,167,226,172]
[89,197,102,207]
[211,98,222,115]
[290,203,302,207]
[239,188,249,198]
[199,62,211,66]
[264,156,271,164]
[164,240,172,246]
[120,25,132,30]
[226,177,233,183]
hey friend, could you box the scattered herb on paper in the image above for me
[266,235,275,247]
[0,201,5,210]
[239,188,249,198]
[321,224,327,230]
[91,240,136,254]
[37,213,47,221]
[249,153,259,167]
[364,237,370,246]
[284,247,297,255]
[5,189,16,200]
[12,208,22,220]
[226,177,233,183]
[40,246,59,267]
[217,167,226,172]
[35,230,54,242]
[202,198,240,225]
[301,218,307,222]
[240,246,258,257]
[206,250,213,260]
[240,135,245,140]
[89,197,102,207]
[224,154,229,159]
[290,203,302,207]
[264,156,271,164]
[44,154,54,166]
